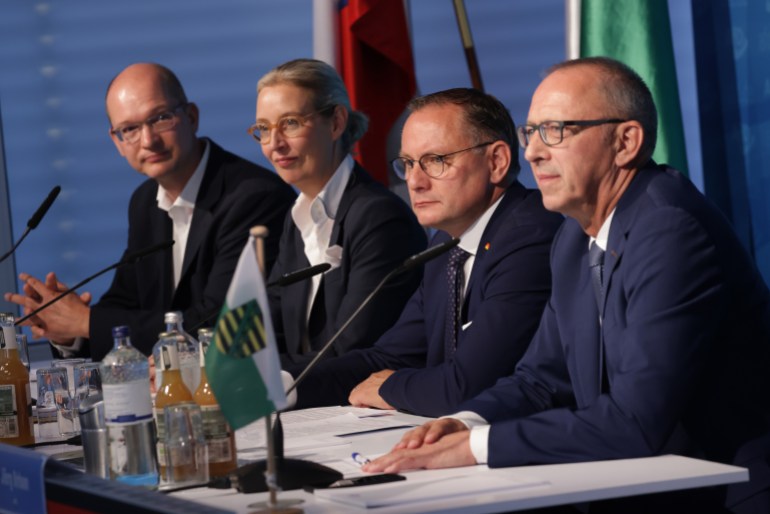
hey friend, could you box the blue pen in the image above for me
[351,452,372,466]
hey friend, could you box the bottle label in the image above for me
[207,437,233,463]
[0,384,19,438]
[103,381,153,423]
[153,407,167,467]
[200,405,234,463]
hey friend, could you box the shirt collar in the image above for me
[156,139,210,212]
[590,208,616,251]
[291,154,354,230]
[457,194,505,256]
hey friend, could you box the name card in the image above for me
[0,444,48,514]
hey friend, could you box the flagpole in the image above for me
[565,0,582,59]
[251,226,280,510]
[451,0,484,91]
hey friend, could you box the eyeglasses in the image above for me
[247,108,330,145]
[111,104,188,144]
[391,142,494,180]
[516,119,627,148]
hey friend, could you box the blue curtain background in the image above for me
[692,0,770,282]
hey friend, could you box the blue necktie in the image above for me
[589,241,605,314]
[445,246,471,360]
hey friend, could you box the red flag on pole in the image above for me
[336,0,417,185]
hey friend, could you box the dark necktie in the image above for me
[445,246,471,359]
[589,241,605,315]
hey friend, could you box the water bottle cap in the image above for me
[164,311,183,324]
[111,325,130,338]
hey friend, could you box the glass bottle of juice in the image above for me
[194,328,237,477]
[153,333,194,482]
[0,313,34,446]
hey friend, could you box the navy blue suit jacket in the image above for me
[84,139,295,361]
[294,182,564,416]
[270,164,426,369]
[461,165,770,512]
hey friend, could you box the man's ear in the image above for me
[185,102,200,133]
[488,141,511,186]
[614,121,644,168]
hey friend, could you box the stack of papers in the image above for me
[235,406,417,460]
[313,473,549,508]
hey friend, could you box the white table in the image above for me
[171,410,748,513]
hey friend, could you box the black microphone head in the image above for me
[401,237,460,271]
[27,185,61,229]
[271,262,332,287]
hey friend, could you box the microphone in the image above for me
[0,185,61,264]
[188,262,333,334]
[15,240,174,326]
[267,262,331,288]
[231,237,460,494]
[289,236,460,393]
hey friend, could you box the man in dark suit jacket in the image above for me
[291,88,563,417]
[270,162,426,369]
[365,58,770,513]
[6,63,294,360]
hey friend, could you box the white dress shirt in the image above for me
[290,154,353,322]
[156,140,210,290]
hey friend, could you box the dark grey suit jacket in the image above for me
[83,139,295,360]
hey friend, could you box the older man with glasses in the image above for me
[288,87,563,417]
[365,57,770,514]
[6,62,295,361]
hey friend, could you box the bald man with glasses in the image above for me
[6,62,295,361]
[288,87,563,417]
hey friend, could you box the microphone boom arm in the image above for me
[15,240,173,326]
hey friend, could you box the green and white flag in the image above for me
[205,235,287,430]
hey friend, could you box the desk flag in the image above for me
[205,235,287,430]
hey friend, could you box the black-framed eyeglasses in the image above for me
[111,103,189,144]
[247,107,332,145]
[516,119,627,148]
[391,141,494,180]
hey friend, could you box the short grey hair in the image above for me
[548,57,658,164]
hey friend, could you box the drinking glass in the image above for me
[161,402,208,488]
[74,362,102,406]
[52,358,87,398]
[37,366,78,437]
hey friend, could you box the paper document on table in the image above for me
[314,473,549,508]
[236,407,415,451]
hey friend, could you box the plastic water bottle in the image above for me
[100,325,158,486]
[152,312,199,393]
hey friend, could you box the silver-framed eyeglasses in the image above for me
[248,108,331,145]
[391,141,494,180]
[516,119,627,148]
[111,103,188,144]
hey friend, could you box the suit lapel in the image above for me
[464,185,525,309]
[328,164,364,246]
[176,141,224,299]
[151,200,174,308]
[280,225,312,354]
